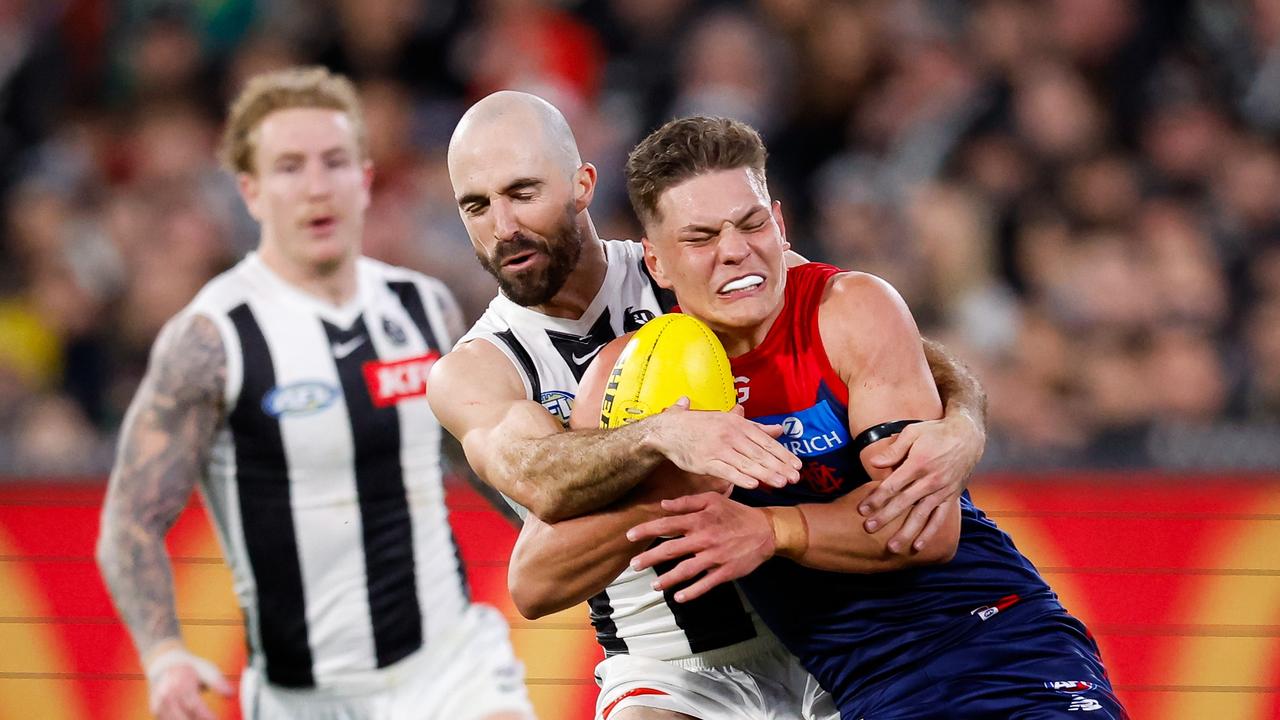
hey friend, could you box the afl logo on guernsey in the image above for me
[262,381,339,417]
[540,390,575,427]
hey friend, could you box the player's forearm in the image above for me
[923,337,987,430]
[96,517,183,658]
[498,421,667,523]
[773,485,960,572]
[94,313,225,661]
[509,496,664,618]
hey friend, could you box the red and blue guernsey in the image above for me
[729,263,1126,719]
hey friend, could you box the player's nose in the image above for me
[491,198,520,241]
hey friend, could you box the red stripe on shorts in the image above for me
[994,593,1021,611]
[602,687,670,719]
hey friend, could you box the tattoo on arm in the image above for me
[96,313,226,659]
[922,337,988,429]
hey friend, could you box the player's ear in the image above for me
[772,200,790,252]
[642,238,673,288]
[238,172,263,221]
[360,160,375,210]
[573,163,597,213]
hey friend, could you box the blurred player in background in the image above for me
[95,67,533,720]
[431,90,989,719]
[619,115,1126,719]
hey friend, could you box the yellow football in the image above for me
[600,313,737,428]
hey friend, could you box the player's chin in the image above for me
[706,300,773,331]
[304,235,355,265]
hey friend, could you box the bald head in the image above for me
[447,91,599,308]
[448,91,581,177]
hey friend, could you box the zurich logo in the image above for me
[756,401,850,458]
[263,381,339,417]
[782,416,805,438]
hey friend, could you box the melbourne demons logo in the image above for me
[362,351,440,408]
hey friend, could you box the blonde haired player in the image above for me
[431,90,989,719]
[96,67,533,720]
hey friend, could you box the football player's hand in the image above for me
[626,492,774,602]
[648,398,801,490]
[860,413,984,553]
[643,462,733,500]
[145,641,233,720]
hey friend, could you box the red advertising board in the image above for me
[0,474,1277,719]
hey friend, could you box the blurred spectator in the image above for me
[669,7,789,134]
[3,0,1280,473]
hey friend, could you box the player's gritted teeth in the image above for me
[717,274,765,297]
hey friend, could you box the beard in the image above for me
[476,202,583,307]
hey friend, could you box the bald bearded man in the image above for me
[428,92,989,719]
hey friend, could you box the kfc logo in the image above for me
[362,352,440,408]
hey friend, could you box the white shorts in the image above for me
[593,638,838,720]
[241,604,533,720]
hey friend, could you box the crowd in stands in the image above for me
[2,0,1278,474]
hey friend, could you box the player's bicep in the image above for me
[568,334,632,431]
[820,274,942,481]
[428,340,563,488]
[103,313,227,535]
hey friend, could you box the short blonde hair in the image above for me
[219,66,367,175]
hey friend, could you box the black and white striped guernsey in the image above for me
[458,239,770,661]
[190,253,469,688]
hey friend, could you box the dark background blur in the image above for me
[2,0,1279,475]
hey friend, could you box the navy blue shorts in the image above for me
[845,602,1128,719]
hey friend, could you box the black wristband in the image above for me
[850,419,922,454]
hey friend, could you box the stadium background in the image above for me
[0,0,1278,717]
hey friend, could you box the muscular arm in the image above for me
[856,337,987,547]
[630,274,960,599]
[95,313,226,661]
[429,339,669,522]
[922,337,987,430]
[770,481,957,572]
[509,485,668,619]
[507,342,727,617]
[429,335,794,523]
[784,272,960,566]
